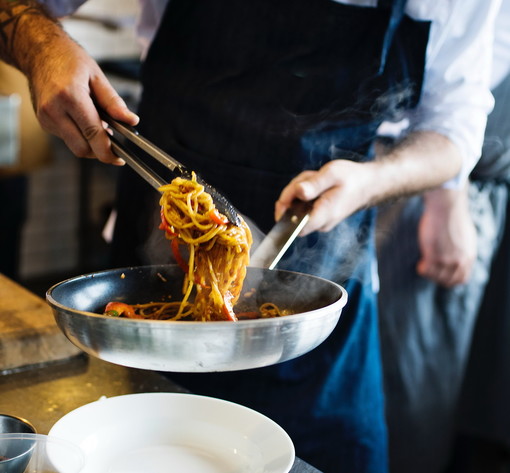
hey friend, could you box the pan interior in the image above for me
[48,265,344,318]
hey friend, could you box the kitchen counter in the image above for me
[0,274,321,472]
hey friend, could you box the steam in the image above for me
[140,199,371,287]
[138,82,419,288]
[248,214,374,287]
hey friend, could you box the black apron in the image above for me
[111,1,430,471]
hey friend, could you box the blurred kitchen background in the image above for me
[0,0,143,296]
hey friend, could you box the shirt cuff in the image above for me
[39,0,87,18]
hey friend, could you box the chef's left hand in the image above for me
[275,159,380,236]
[416,186,477,287]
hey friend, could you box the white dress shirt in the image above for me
[492,0,510,89]
[42,0,502,185]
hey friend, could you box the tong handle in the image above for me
[109,136,166,190]
[250,200,312,270]
[102,111,242,226]
[100,111,187,176]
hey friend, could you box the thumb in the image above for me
[91,74,139,126]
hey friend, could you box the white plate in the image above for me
[49,393,295,473]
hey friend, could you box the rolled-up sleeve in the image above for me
[407,0,501,187]
[37,0,88,17]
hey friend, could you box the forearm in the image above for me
[377,138,476,286]
[370,130,464,205]
[0,0,138,163]
[275,130,465,234]
[0,1,67,75]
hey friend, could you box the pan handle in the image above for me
[249,200,312,270]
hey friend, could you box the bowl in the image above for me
[49,392,294,473]
[0,414,35,435]
[0,434,85,473]
[0,415,36,473]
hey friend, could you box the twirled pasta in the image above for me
[103,173,292,322]
[158,173,252,321]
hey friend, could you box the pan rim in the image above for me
[46,264,348,326]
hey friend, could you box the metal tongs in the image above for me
[102,112,312,268]
[102,112,241,226]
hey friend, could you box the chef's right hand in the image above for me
[275,159,380,236]
[27,30,139,164]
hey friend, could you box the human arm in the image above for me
[275,130,463,235]
[0,0,138,164]
[277,1,499,236]
[406,0,500,187]
[276,133,476,288]
[388,0,502,287]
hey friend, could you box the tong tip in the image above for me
[189,173,241,226]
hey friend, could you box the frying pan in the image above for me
[46,265,347,372]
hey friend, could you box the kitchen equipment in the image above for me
[46,264,347,372]
[0,434,84,473]
[101,112,241,226]
[0,415,35,436]
[0,435,34,473]
[250,200,312,269]
[0,416,35,473]
[49,392,295,473]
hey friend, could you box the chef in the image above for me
[0,1,500,471]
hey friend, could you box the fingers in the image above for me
[93,75,139,126]
[68,100,122,165]
[76,72,139,164]
[416,255,472,288]
[308,189,343,233]
[275,170,338,236]
[35,63,138,165]
[275,164,341,220]
[275,170,318,221]
[275,160,374,235]
[41,97,124,165]
[416,187,477,288]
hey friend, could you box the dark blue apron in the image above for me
[111,1,430,471]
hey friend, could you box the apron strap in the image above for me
[379,0,408,73]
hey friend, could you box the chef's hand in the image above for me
[275,159,380,236]
[416,186,477,287]
[29,36,139,164]
[275,131,464,237]
[0,1,138,164]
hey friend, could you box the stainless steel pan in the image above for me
[46,265,347,372]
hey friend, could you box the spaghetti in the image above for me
[103,173,292,322]
[158,172,252,321]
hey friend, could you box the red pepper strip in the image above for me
[104,302,142,319]
[209,208,229,226]
[159,208,177,236]
[169,239,208,287]
[171,238,189,273]
[221,292,237,321]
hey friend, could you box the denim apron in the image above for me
[112,1,430,471]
